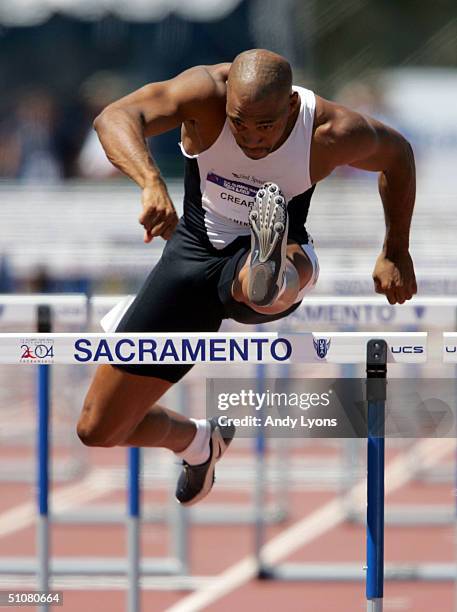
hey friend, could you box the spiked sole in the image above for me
[248,183,288,306]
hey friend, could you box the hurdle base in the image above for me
[347,504,455,527]
[367,598,383,612]
[415,462,454,484]
[52,503,287,526]
[0,573,214,592]
[0,458,85,484]
[0,557,184,576]
[257,562,457,582]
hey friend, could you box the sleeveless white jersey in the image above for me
[180,85,316,249]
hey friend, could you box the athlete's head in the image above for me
[226,49,299,160]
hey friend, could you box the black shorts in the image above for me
[113,218,307,383]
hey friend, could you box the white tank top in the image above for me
[180,85,316,249]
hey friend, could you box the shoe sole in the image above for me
[178,425,235,507]
[248,184,288,306]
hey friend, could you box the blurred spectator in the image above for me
[0,122,21,178]
[29,265,52,293]
[76,71,128,179]
[1,90,63,182]
[0,255,14,293]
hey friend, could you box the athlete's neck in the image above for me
[271,94,301,153]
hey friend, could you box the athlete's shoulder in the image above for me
[309,95,379,180]
[312,95,373,145]
[172,63,229,103]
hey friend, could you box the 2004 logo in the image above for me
[20,341,54,362]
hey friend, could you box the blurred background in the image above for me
[0,0,456,296]
[1,2,457,611]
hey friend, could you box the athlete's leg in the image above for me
[77,365,194,451]
[77,219,224,452]
[232,241,314,315]
[77,219,237,505]
[231,181,317,315]
[78,363,235,506]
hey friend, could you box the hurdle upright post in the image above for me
[37,304,52,612]
[171,382,189,575]
[127,447,141,612]
[254,353,268,577]
[365,339,387,612]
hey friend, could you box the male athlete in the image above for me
[77,49,417,505]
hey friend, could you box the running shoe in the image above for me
[175,417,236,506]
[248,182,288,306]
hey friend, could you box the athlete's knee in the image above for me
[290,239,319,290]
[77,400,122,448]
[77,422,118,448]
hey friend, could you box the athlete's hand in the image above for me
[139,177,178,242]
[372,249,417,304]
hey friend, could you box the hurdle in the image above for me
[254,330,457,598]
[1,329,431,611]
[0,295,286,609]
[0,330,286,612]
[2,325,249,610]
[2,323,455,608]
[0,295,89,484]
[0,332,432,612]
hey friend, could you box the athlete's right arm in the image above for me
[93,68,217,241]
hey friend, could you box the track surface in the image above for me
[1,437,455,612]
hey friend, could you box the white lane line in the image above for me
[166,438,455,612]
[0,468,118,539]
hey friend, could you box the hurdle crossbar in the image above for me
[0,331,427,364]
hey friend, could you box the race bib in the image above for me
[202,171,259,225]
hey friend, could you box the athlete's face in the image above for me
[226,89,298,160]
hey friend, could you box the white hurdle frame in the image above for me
[2,294,457,608]
[0,323,429,611]
[0,295,88,485]
[251,307,457,590]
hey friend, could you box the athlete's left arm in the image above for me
[320,105,417,305]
